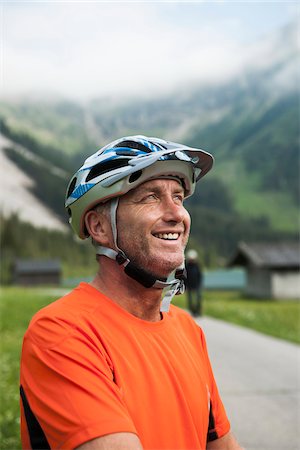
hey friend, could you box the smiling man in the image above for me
[117,180,189,282]
[20,136,242,450]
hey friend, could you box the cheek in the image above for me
[184,209,191,234]
[117,211,146,243]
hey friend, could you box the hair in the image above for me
[93,201,111,216]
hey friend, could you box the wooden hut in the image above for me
[13,259,62,286]
[228,241,300,299]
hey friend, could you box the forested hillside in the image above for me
[0,22,298,275]
[0,214,96,283]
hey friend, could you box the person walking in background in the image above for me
[185,249,203,316]
[20,135,242,450]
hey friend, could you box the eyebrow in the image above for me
[136,184,185,197]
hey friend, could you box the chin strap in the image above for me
[160,277,185,312]
[95,245,186,312]
[94,197,186,312]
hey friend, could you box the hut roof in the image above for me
[228,241,300,269]
[14,259,61,274]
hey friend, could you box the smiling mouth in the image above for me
[153,233,180,240]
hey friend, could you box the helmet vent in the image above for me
[116,149,137,156]
[67,177,77,197]
[114,140,152,153]
[86,159,129,182]
[149,141,167,150]
[129,170,142,183]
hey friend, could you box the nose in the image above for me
[161,196,187,224]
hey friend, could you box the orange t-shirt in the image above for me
[20,283,230,449]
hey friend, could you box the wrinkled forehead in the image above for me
[118,178,184,204]
[130,177,184,195]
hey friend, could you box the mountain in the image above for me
[0,134,67,232]
[0,22,298,264]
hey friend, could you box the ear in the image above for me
[84,210,112,247]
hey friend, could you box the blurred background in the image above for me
[1,2,299,279]
[0,1,299,449]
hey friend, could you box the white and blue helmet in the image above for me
[65,135,214,239]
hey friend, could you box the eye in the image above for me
[137,193,159,203]
[174,193,184,204]
[144,193,157,201]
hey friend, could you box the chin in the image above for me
[126,248,184,279]
[150,256,183,278]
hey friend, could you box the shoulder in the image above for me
[168,305,204,336]
[168,304,197,322]
[168,305,208,346]
[24,283,102,349]
[168,304,191,319]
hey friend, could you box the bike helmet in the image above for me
[65,135,213,239]
[65,135,213,310]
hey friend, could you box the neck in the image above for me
[90,257,163,322]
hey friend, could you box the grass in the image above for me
[1,286,299,449]
[173,290,300,344]
[0,287,60,450]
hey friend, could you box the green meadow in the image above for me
[174,290,300,344]
[1,287,299,449]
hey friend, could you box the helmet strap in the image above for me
[110,197,120,251]
[94,197,186,312]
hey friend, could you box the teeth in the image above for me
[155,233,179,240]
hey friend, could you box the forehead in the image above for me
[131,178,184,195]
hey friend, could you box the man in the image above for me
[20,135,242,449]
[185,249,203,316]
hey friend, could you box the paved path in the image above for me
[196,317,300,450]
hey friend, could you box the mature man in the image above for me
[20,136,242,449]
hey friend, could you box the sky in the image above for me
[1,1,299,100]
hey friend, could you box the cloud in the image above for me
[2,2,297,100]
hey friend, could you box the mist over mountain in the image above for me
[1,21,298,264]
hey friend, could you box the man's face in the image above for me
[117,178,191,279]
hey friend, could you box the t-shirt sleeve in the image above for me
[199,328,231,442]
[20,315,137,449]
